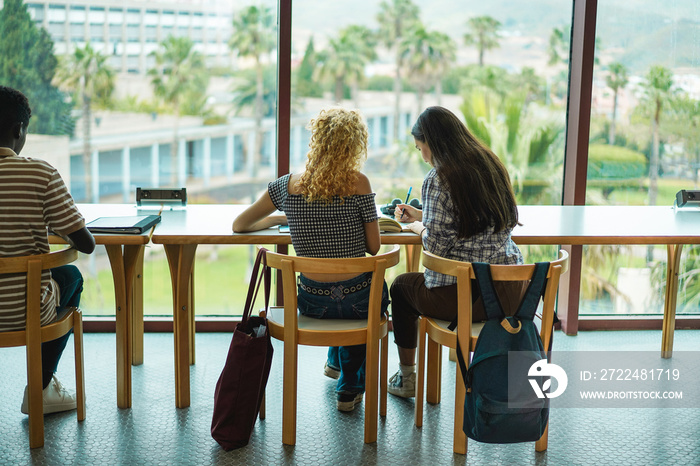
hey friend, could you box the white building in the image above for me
[26,0,234,74]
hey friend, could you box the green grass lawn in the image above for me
[80,244,411,317]
[77,177,699,318]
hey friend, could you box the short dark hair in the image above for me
[412,106,519,238]
[0,86,32,131]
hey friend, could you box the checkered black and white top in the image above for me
[268,174,378,258]
[421,168,523,288]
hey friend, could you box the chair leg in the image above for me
[26,336,44,448]
[426,338,442,404]
[415,318,427,427]
[73,309,86,421]
[536,423,549,451]
[380,334,388,417]
[454,361,468,455]
[281,338,297,445]
[364,334,380,443]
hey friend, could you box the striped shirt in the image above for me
[0,148,85,331]
[268,174,378,258]
[421,168,523,288]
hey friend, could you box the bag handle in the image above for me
[242,247,271,322]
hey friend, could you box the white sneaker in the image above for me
[323,361,340,380]
[387,370,416,398]
[21,375,78,415]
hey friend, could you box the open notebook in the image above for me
[378,215,412,233]
[86,215,161,234]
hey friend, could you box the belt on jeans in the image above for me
[298,276,372,296]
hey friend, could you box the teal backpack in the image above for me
[455,261,552,444]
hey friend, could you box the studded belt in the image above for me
[298,276,372,296]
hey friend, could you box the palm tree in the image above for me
[460,64,509,119]
[229,5,276,179]
[547,25,570,67]
[667,94,700,187]
[341,25,377,108]
[605,62,629,145]
[640,65,674,208]
[377,0,420,141]
[461,90,564,204]
[400,24,456,114]
[149,36,208,185]
[463,16,501,67]
[429,31,456,106]
[57,43,114,202]
[315,25,377,106]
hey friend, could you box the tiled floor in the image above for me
[1,329,698,465]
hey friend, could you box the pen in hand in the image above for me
[400,186,412,221]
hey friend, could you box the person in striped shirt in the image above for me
[0,86,95,415]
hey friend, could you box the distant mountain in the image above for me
[284,0,699,74]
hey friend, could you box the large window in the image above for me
[583,1,700,316]
[8,0,699,321]
[290,0,571,280]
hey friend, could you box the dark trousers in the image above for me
[390,272,526,350]
[41,265,84,388]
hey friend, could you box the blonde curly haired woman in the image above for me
[233,107,389,412]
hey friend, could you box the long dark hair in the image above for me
[411,106,518,238]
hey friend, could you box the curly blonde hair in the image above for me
[296,108,368,202]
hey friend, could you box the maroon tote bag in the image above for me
[211,247,273,450]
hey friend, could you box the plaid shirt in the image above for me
[421,168,523,288]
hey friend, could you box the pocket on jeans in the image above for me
[297,293,328,319]
[350,296,370,319]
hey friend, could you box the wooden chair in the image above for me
[0,248,86,448]
[260,245,400,445]
[415,249,569,455]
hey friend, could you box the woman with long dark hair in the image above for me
[387,106,524,398]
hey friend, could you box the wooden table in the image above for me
[513,205,700,358]
[150,205,421,407]
[52,204,151,409]
[151,204,699,407]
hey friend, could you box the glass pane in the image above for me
[291,0,571,266]
[9,1,278,316]
[584,1,700,316]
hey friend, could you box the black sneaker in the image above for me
[336,392,363,412]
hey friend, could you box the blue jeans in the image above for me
[297,272,390,395]
[42,265,84,388]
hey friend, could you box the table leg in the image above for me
[163,244,197,408]
[105,244,143,409]
[132,248,145,366]
[189,265,195,365]
[662,245,683,359]
[405,244,422,273]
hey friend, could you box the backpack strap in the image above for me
[513,262,550,320]
[455,262,502,387]
[472,262,505,321]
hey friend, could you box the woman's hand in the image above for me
[394,204,422,223]
[408,221,425,236]
[232,191,282,232]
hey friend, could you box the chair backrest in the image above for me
[263,245,401,331]
[421,249,569,350]
[0,248,79,344]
